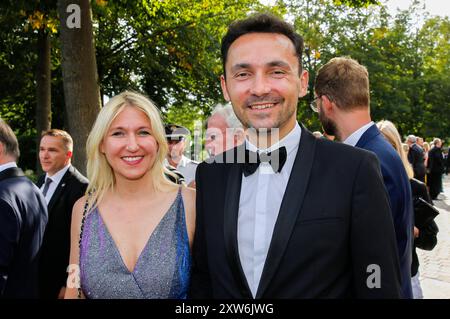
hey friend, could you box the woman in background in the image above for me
[377,120,438,299]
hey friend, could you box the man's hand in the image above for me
[414,227,420,239]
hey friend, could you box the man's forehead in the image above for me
[228,33,296,57]
[226,33,298,70]
[41,135,64,146]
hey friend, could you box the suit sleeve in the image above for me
[350,153,402,298]
[0,199,20,296]
[188,164,213,298]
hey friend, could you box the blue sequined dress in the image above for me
[79,188,191,299]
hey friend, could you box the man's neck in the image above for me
[335,108,371,142]
[168,157,180,167]
[246,120,296,149]
[0,156,16,166]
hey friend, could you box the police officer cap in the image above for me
[165,124,190,141]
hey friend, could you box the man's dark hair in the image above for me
[0,118,20,160]
[221,13,304,76]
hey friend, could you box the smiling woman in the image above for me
[64,91,196,299]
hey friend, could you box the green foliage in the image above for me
[1,0,449,170]
[290,0,449,141]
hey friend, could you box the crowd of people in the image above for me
[1,13,449,299]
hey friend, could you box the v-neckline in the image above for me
[96,189,181,274]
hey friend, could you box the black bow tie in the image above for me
[242,146,287,177]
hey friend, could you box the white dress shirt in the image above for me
[41,165,70,204]
[0,162,17,173]
[238,122,301,297]
[343,121,374,146]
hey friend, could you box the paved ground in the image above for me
[417,174,450,299]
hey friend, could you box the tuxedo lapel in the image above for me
[255,125,317,298]
[47,166,73,213]
[223,145,253,298]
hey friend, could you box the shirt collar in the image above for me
[0,161,17,173]
[246,122,301,156]
[343,121,374,146]
[46,164,70,186]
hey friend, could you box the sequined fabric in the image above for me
[79,189,191,299]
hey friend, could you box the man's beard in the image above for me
[319,110,339,140]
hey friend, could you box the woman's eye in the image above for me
[139,130,151,136]
[111,131,124,136]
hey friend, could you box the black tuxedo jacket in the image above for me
[190,126,402,298]
[0,167,48,298]
[36,166,88,298]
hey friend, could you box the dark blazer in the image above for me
[427,147,444,174]
[36,165,88,298]
[355,124,413,299]
[409,178,438,277]
[0,167,48,298]
[407,143,426,181]
[190,125,402,299]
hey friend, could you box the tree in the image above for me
[57,0,101,174]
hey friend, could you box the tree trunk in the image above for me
[35,30,52,175]
[57,0,101,176]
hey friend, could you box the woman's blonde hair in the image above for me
[377,120,414,179]
[85,91,178,210]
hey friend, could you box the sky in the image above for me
[385,0,450,17]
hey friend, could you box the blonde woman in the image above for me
[65,91,195,299]
[377,120,438,299]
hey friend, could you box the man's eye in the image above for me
[271,70,286,77]
[235,72,250,78]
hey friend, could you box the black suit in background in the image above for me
[0,167,48,298]
[409,178,438,277]
[36,165,88,298]
[190,126,402,298]
[408,144,426,182]
[427,146,445,200]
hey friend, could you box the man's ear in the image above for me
[298,70,309,98]
[67,151,73,159]
[321,95,335,114]
[220,75,230,102]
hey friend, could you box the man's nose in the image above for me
[250,73,271,96]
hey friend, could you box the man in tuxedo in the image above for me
[190,14,402,298]
[0,119,47,298]
[37,129,88,298]
[313,57,413,298]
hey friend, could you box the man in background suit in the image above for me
[37,129,88,299]
[313,57,413,298]
[0,119,47,298]
[190,14,402,298]
[406,135,426,182]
